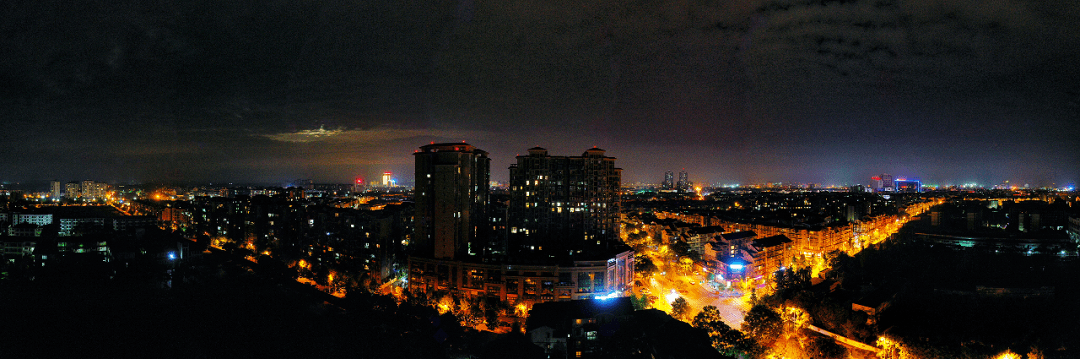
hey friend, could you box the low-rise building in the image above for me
[685,226,724,256]
[8,223,42,237]
[408,249,634,305]
[1,236,36,259]
[6,206,149,237]
[11,213,53,227]
[525,297,635,359]
[748,234,794,278]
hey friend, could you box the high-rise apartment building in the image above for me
[662,171,674,190]
[82,180,96,199]
[677,171,689,191]
[50,180,61,199]
[408,144,634,305]
[508,147,621,256]
[65,182,81,199]
[413,143,490,260]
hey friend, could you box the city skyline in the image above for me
[2,0,1078,187]
[3,147,1072,190]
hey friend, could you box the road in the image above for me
[627,199,943,330]
[638,252,750,330]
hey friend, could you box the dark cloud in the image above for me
[1,0,1077,186]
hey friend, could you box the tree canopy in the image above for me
[692,305,753,357]
[634,254,657,277]
[742,304,783,348]
[671,296,691,321]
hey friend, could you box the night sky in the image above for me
[2,0,1078,186]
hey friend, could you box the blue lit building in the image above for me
[894,179,921,193]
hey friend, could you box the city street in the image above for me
[640,252,750,329]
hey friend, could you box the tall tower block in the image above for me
[413,143,490,260]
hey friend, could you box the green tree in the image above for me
[825,250,859,285]
[805,335,846,359]
[742,304,783,348]
[692,305,749,356]
[692,305,725,331]
[770,266,812,304]
[669,240,703,263]
[670,240,691,258]
[634,254,658,277]
[630,293,650,310]
[825,250,851,271]
[671,297,691,321]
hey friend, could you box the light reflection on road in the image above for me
[639,250,750,329]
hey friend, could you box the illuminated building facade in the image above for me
[381,171,393,187]
[662,171,674,190]
[408,143,633,306]
[65,181,80,199]
[677,171,689,191]
[748,234,793,279]
[894,179,921,193]
[508,147,621,257]
[413,143,490,260]
[408,249,634,304]
[82,180,95,198]
[712,231,795,281]
[7,206,154,237]
[869,174,896,192]
[880,174,894,192]
[63,180,108,200]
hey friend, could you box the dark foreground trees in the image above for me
[693,305,757,357]
[742,304,783,348]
